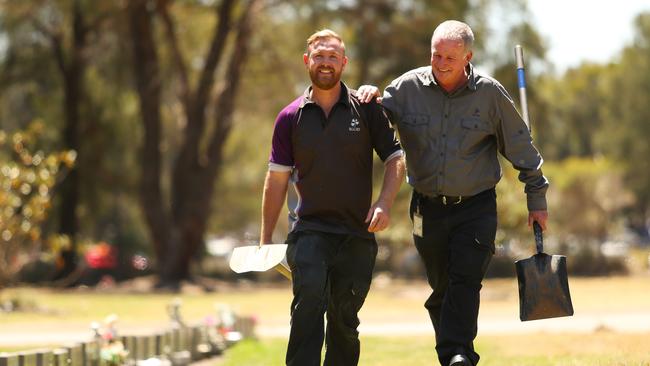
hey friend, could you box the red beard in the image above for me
[309,66,341,90]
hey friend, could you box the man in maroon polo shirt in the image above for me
[259,29,405,366]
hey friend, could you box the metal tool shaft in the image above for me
[515,45,530,131]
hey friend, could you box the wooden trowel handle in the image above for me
[533,221,543,254]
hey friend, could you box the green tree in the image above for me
[520,11,650,245]
[127,0,262,286]
[0,0,564,282]
[0,0,120,279]
[0,122,74,285]
[597,12,650,229]
[278,0,490,87]
[489,21,550,150]
[537,63,612,160]
[223,0,553,248]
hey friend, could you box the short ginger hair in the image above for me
[306,29,346,55]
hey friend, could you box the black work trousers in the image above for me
[410,188,497,366]
[285,230,377,366]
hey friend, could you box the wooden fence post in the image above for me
[0,353,19,366]
[154,333,163,356]
[17,351,35,366]
[51,349,68,366]
[123,336,137,362]
[134,335,146,360]
[1,305,250,365]
[79,341,99,366]
[64,343,83,366]
[180,327,190,354]
[190,326,201,361]
[137,335,154,360]
[162,330,173,357]
[16,350,52,366]
[234,316,256,339]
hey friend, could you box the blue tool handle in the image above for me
[533,221,543,254]
[517,68,526,88]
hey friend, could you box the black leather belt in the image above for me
[433,194,467,205]
[415,190,489,205]
[440,195,465,205]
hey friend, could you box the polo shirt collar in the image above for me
[419,63,478,92]
[300,82,352,108]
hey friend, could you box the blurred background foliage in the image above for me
[1,0,650,286]
[0,121,75,283]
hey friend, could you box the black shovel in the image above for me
[515,222,574,321]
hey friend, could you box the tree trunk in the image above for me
[54,0,87,279]
[128,0,175,283]
[128,0,259,287]
[168,0,259,282]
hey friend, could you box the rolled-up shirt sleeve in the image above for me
[494,84,548,211]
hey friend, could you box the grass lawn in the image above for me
[2,276,650,365]
[3,276,650,327]
[220,333,650,366]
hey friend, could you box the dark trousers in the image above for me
[410,189,497,366]
[285,230,377,366]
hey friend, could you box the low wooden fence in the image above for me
[0,316,256,366]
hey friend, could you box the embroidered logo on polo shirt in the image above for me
[349,118,361,132]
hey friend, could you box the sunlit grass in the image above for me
[3,276,650,327]
[0,285,293,326]
[2,276,650,365]
[220,333,650,366]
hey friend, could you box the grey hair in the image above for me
[432,20,474,51]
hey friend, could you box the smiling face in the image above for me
[430,36,472,93]
[304,37,348,91]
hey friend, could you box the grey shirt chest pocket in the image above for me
[459,117,493,153]
[461,117,491,132]
[398,113,434,151]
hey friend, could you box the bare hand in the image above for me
[365,202,390,232]
[357,85,382,104]
[528,210,548,231]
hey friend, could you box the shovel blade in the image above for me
[229,244,291,280]
[515,253,574,321]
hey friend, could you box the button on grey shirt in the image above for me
[382,64,548,211]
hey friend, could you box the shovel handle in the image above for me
[515,45,531,131]
[533,221,543,253]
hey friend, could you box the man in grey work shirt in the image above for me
[358,20,548,366]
